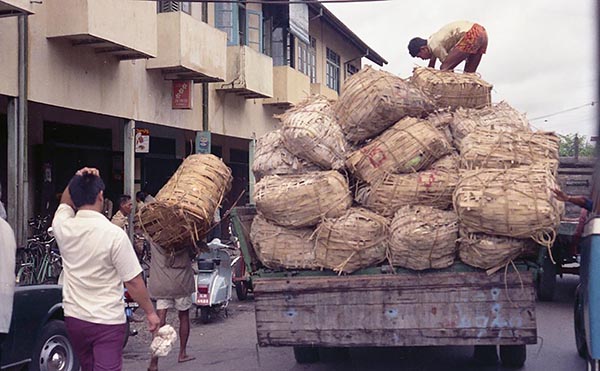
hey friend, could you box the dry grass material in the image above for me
[427,111,455,146]
[137,154,232,252]
[459,130,560,170]
[453,165,564,246]
[389,205,458,270]
[458,228,538,272]
[314,207,389,274]
[252,129,320,181]
[254,171,352,228]
[346,117,452,183]
[250,215,318,270]
[356,154,460,216]
[333,66,435,143]
[451,101,531,149]
[278,96,349,170]
[410,67,492,110]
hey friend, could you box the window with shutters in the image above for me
[157,1,191,15]
[215,1,263,51]
[308,36,317,83]
[297,40,308,76]
[326,47,340,93]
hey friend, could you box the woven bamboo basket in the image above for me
[453,165,564,246]
[356,154,459,216]
[278,96,349,170]
[459,130,560,170]
[250,215,318,270]
[410,67,492,110]
[451,101,531,149]
[252,129,320,181]
[137,154,232,252]
[427,111,455,146]
[458,228,538,271]
[346,117,452,183]
[254,171,352,228]
[333,66,435,143]
[389,205,458,270]
[314,207,389,274]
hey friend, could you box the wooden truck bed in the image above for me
[254,270,536,348]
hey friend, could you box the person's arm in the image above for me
[428,57,437,68]
[124,274,160,332]
[552,188,591,209]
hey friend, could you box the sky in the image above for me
[327,0,599,140]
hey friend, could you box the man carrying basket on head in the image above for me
[408,20,488,73]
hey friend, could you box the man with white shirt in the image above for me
[0,213,16,365]
[408,20,488,73]
[52,167,160,371]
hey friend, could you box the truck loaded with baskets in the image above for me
[231,66,565,368]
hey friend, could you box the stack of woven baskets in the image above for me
[250,65,563,274]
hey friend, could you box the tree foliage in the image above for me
[558,133,596,157]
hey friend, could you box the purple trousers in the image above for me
[64,317,127,371]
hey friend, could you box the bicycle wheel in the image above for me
[17,264,35,285]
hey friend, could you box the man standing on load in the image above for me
[408,20,488,73]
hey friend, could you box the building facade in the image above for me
[0,0,386,244]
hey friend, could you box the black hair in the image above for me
[408,37,428,57]
[68,173,105,208]
[118,194,132,207]
[136,191,147,202]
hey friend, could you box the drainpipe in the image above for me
[16,14,28,246]
[202,2,209,133]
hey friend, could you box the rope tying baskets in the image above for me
[252,129,320,181]
[333,66,435,143]
[410,67,492,110]
[254,171,352,228]
[250,215,318,270]
[459,130,560,169]
[356,154,459,216]
[278,96,349,170]
[453,165,564,245]
[451,101,531,149]
[389,205,458,270]
[346,117,452,183]
[458,228,537,271]
[137,154,232,252]
[314,207,389,274]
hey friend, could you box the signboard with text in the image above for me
[172,80,193,109]
[195,131,211,154]
[135,128,150,153]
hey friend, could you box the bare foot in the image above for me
[178,355,196,363]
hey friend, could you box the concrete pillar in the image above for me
[6,99,17,230]
[124,119,135,242]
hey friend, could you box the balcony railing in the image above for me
[310,83,339,101]
[262,66,311,107]
[46,0,156,60]
[216,46,273,99]
[146,12,227,83]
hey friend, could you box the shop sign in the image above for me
[135,128,150,153]
[172,80,193,109]
[195,131,211,154]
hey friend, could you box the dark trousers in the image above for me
[65,317,126,371]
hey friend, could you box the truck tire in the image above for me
[293,346,320,364]
[31,320,80,371]
[537,250,557,302]
[499,344,527,368]
[575,284,588,358]
[235,281,249,301]
[473,345,498,365]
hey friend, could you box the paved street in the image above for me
[123,275,586,371]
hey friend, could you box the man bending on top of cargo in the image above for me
[408,20,488,73]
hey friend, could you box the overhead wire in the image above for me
[529,101,597,121]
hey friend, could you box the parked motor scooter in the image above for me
[123,288,139,348]
[193,238,240,324]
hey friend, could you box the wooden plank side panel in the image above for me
[257,329,538,347]
[254,272,537,347]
